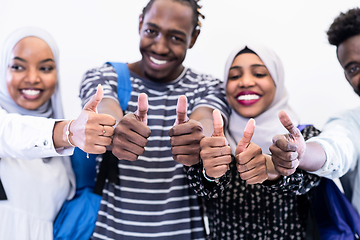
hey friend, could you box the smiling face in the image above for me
[6,36,57,110]
[337,34,360,96]
[137,0,199,82]
[226,53,276,118]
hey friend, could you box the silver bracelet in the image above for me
[202,167,220,183]
[65,119,76,147]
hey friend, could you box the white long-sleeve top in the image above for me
[0,107,76,239]
[307,106,360,216]
[0,107,73,159]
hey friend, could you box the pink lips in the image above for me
[236,91,261,106]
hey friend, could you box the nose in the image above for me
[239,72,255,88]
[25,67,41,84]
[152,35,170,55]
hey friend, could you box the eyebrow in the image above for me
[229,64,266,70]
[13,56,54,64]
[146,22,187,37]
[344,61,357,70]
[229,66,242,70]
[251,64,266,68]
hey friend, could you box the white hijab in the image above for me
[224,43,300,155]
[0,27,75,199]
[0,26,64,119]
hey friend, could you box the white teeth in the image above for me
[150,56,167,65]
[21,89,41,96]
[237,94,260,101]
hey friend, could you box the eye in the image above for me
[228,69,242,80]
[348,65,360,76]
[9,64,25,71]
[254,73,267,78]
[228,74,242,80]
[40,66,55,73]
[170,35,184,43]
[144,29,156,35]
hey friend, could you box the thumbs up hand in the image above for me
[134,93,148,125]
[168,95,204,166]
[200,109,231,179]
[269,111,304,176]
[68,84,116,153]
[235,119,268,184]
[112,93,151,161]
[174,95,189,125]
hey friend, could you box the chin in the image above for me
[144,71,169,82]
[19,101,43,111]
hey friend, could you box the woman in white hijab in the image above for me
[0,27,115,240]
[188,43,322,239]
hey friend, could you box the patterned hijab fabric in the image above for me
[224,43,300,155]
[0,26,64,119]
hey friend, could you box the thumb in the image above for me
[83,84,103,113]
[175,95,189,125]
[212,109,224,137]
[136,93,148,125]
[279,111,300,138]
[236,118,255,154]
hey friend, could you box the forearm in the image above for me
[0,112,72,159]
[190,107,216,137]
[98,98,124,124]
[53,120,72,149]
[298,142,326,172]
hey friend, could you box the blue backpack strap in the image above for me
[106,62,131,111]
[297,124,310,132]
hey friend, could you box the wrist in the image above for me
[63,119,76,148]
[266,155,281,181]
[202,167,220,183]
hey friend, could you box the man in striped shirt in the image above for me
[80,0,230,239]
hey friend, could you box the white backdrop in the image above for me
[1,0,359,129]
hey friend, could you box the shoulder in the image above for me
[329,106,360,123]
[83,63,116,78]
[184,68,221,84]
[299,125,321,141]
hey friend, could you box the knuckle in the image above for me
[98,147,107,154]
[284,169,294,176]
[128,154,137,161]
[170,146,178,155]
[112,149,122,160]
[255,147,262,155]
[239,172,246,180]
[105,138,112,146]
[169,137,175,146]
[107,128,115,136]
[139,148,146,156]
[145,128,151,138]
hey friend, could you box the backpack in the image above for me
[311,177,360,240]
[53,62,131,240]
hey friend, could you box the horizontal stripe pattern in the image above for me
[80,64,230,239]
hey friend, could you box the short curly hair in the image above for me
[142,0,204,35]
[327,8,360,47]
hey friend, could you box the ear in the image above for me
[138,14,144,34]
[189,29,200,49]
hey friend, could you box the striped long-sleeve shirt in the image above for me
[80,64,230,240]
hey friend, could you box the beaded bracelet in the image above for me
[202,167,220,183]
